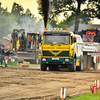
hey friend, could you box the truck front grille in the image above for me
[49,62,62,64]
[43,51,69,56]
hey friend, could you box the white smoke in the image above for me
[0,13,52,39]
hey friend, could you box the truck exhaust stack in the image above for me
[40,0,50,28]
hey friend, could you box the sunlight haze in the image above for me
[1,0,39,17]
[0,0,100,24]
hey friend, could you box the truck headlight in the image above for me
[42,58,46,61]
[65,59,69,62]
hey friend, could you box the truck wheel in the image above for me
[76,56,83,71]
[49,65,53,71]
[70,59,76,72]
[41,64,47,71]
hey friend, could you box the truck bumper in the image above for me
[41,58,74,64]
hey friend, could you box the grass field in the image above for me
[67,90,100,100]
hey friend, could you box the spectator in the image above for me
[0,46,2,65]
[5,46,10,66]
[10,48,17,62]
[1,45,8,67]
[33,36,36,45]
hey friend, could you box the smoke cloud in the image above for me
[40,0,50,28]
[0,2,52,40]
[0,13,52,40]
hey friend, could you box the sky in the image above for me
[0,0,39,16]
[0,0,100,24]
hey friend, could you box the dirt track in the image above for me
[0,65,100,100]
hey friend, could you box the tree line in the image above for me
[1,0,99,39]
[0,2,46,40]
[37,0,100,33]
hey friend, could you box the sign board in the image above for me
[87,53,100,56]
[83,46,97,52]
[85,31,96,36]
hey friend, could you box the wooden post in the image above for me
[97,80,99,89]
[62,87,64,100]
[60,87,66,100]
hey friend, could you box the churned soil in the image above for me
[0,65,100,100]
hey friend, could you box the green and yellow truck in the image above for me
[41,28,83,71]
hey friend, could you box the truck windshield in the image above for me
[26,34,36,50]
[44,35,70,44]
[83,35,94,42]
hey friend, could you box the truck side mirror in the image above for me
[74,37,76,42]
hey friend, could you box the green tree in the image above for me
[37,0,99,33]
[0,2,38,39]
[63,12,91,27]
[82,0,100,20]
[11,2,24,18]
[49,18,68,30]
[49,0,89,34]
[25,8,32,16]
[0,3,12,38]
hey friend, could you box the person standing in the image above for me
[1,45,8,67]
[10,48,17,62]
[0,46,2,65]
[33,36,36,45]
[5,46,10,66]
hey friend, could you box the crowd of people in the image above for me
[0,45,17,67]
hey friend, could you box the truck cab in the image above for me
[11,29,41,64]
[78,28,100,70]
[26,32,40,51]
[41,28,83,71]
[78,28,100,52]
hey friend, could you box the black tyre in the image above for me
[41,64,47,71]
[76,56,83,71]
[49,66,53,71]
[70,59,76,72]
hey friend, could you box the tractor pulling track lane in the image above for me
[0,65,100,100]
